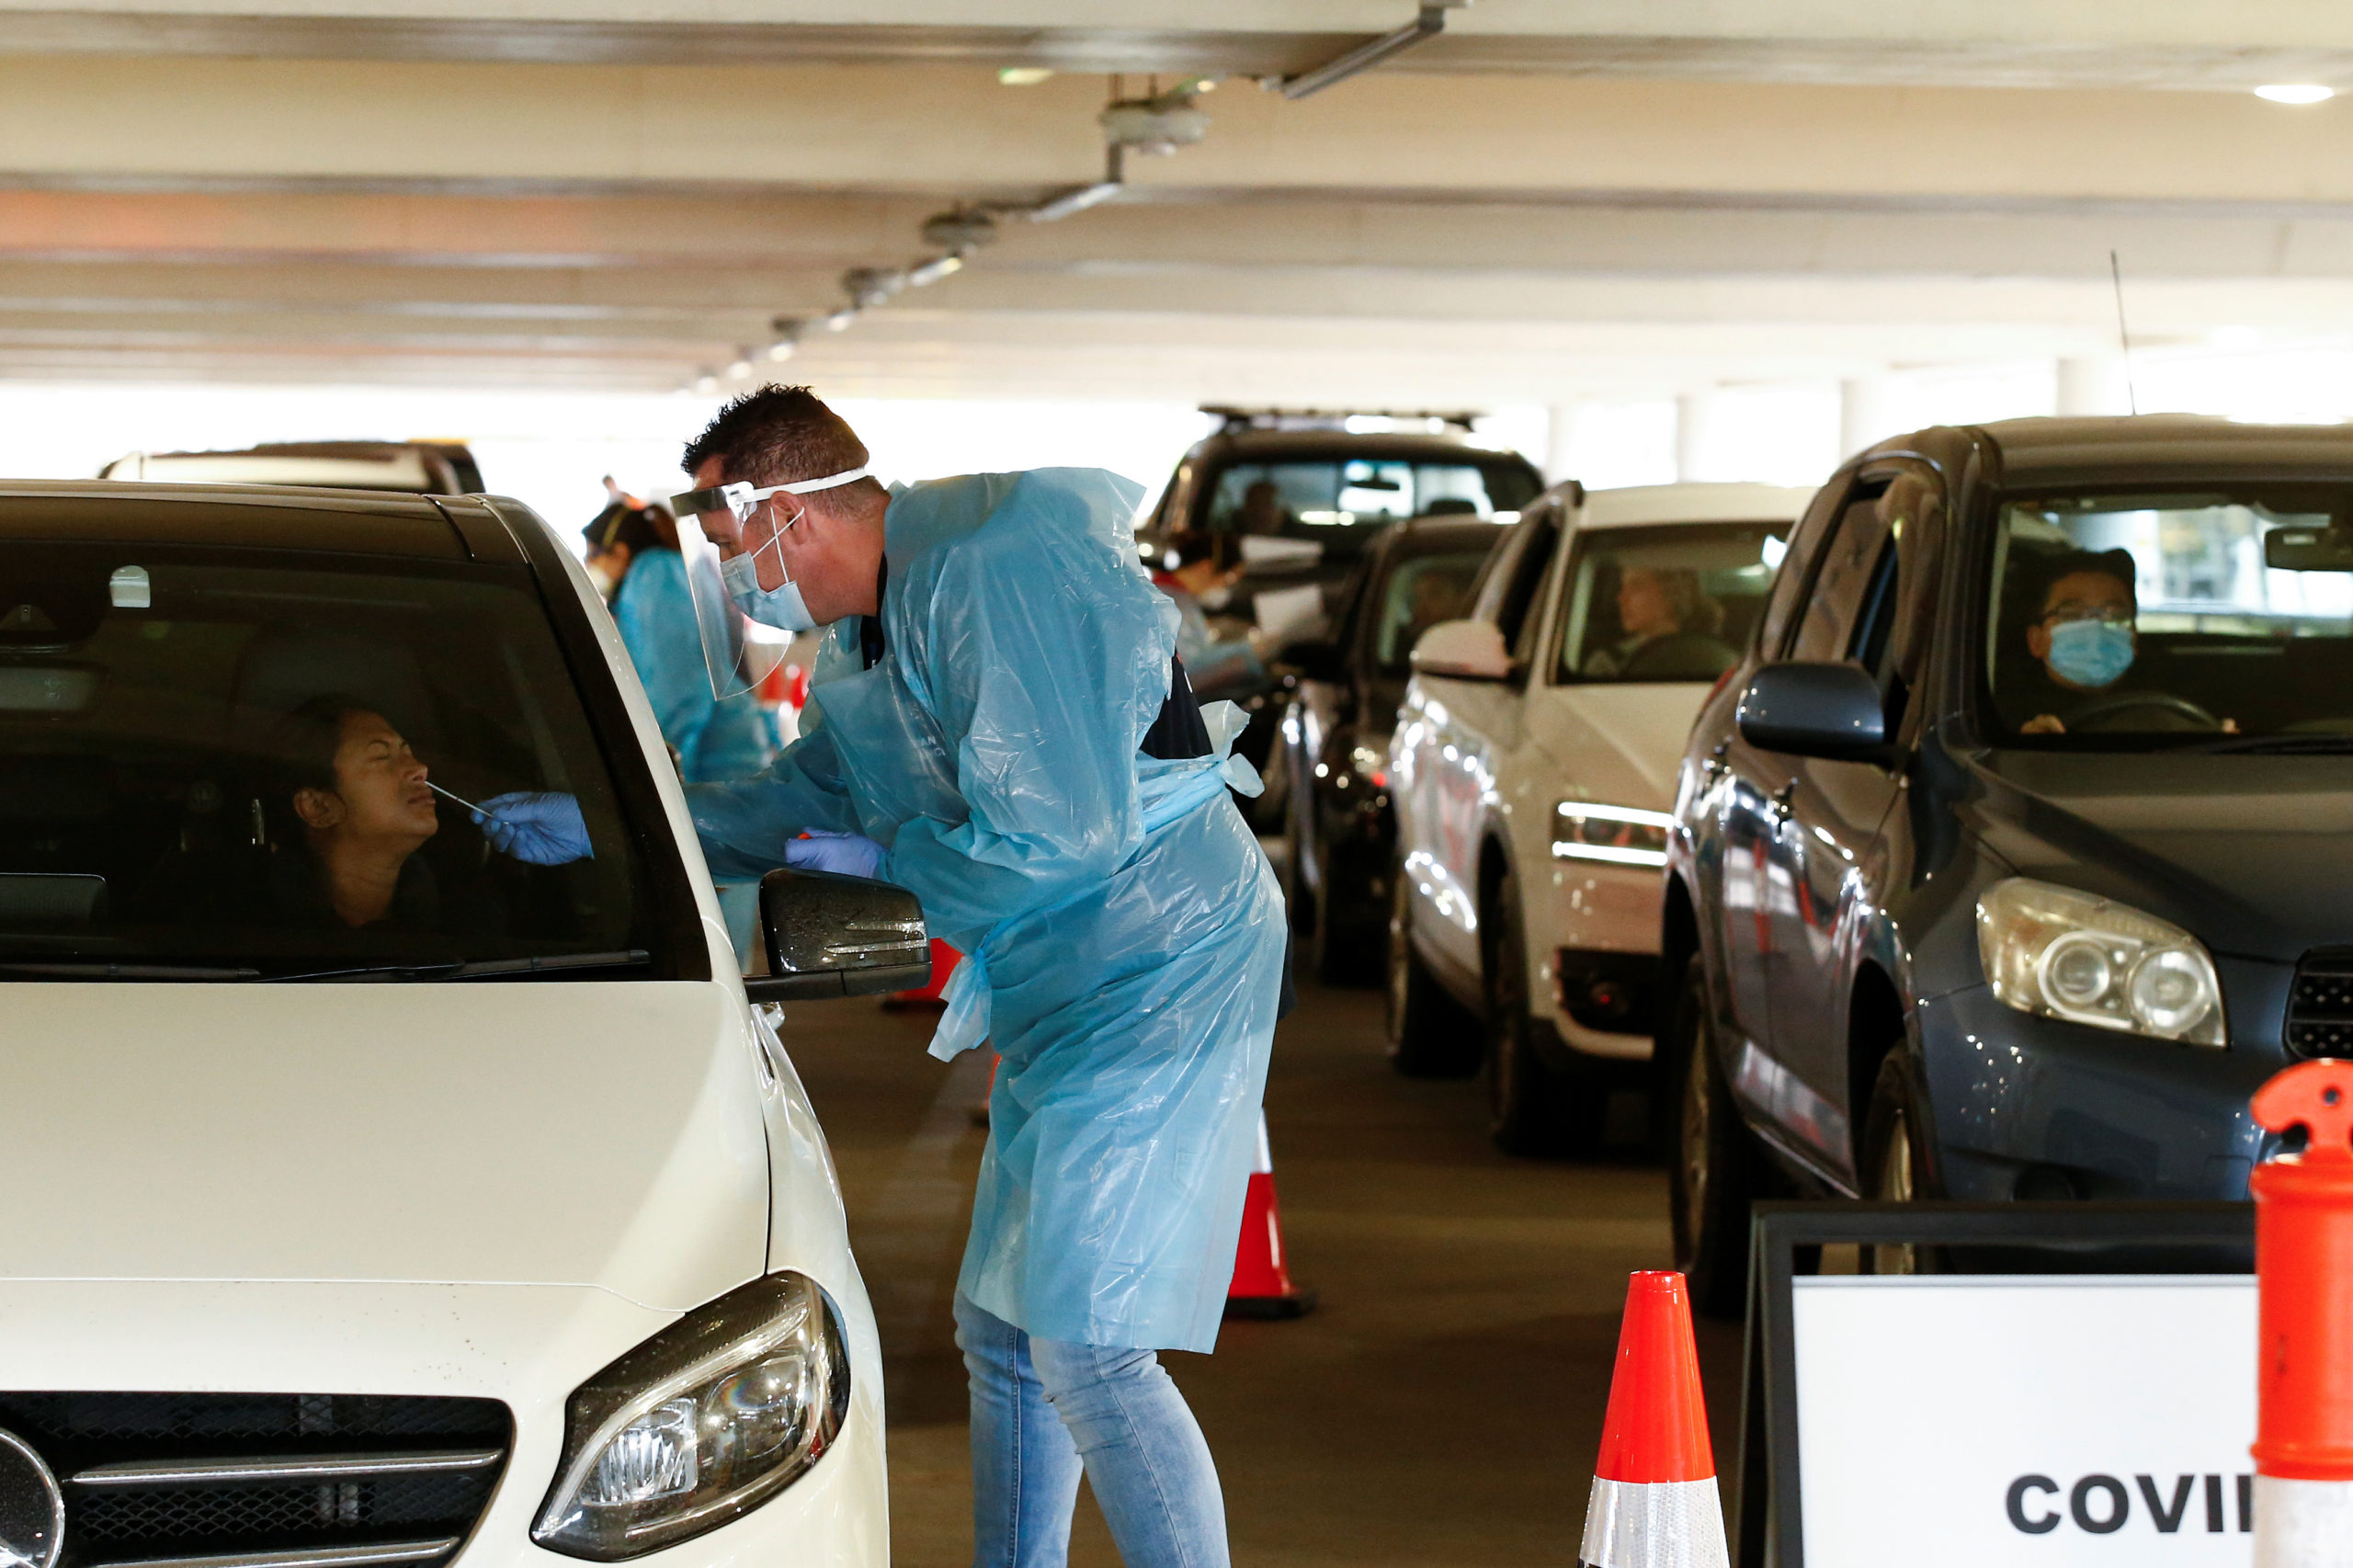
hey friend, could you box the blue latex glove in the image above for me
[475,791,594,866]
[782,829,888,881]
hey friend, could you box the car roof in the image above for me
[1577,482,1814,527]
[99,440,481,494]
[1187,427,1539,468]
[1381,516,1514,556]
[1875,415,2353,486]
[0,479,488,559]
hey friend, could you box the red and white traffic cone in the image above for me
[2250,1060,2353,1566]
[1579,1271,1727,1568]
[1225,1112,1315,1320]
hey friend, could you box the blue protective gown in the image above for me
[689,469,1286,1353]
[611,548,775,783]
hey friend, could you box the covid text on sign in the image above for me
[1791,1276,2255,1566]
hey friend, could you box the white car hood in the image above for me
[2,981,769,1312]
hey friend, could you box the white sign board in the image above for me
[1791,1275,2256,1566]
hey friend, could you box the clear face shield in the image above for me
[669,468,870,702]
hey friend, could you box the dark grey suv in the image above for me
[1665,415,2353,1313]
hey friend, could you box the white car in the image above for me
[0,483,904,1568]
[1387,481,1809,1154]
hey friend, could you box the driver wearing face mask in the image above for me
[2009,551,2234,735]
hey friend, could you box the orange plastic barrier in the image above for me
[2250,1059,2353,1562]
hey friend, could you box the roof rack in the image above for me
[1199,406,1483,434]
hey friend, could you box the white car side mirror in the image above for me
[1411,619,1516,681]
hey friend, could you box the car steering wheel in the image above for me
[2064,691,2222,732]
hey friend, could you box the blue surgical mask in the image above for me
[2046,617,2134,688]
[722,531,819,632]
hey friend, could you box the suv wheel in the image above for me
[1669,951,1757,1319]
[1385,856,1481,1078]
[1861,1051,1940,1275]
[1484,869,1600,1156]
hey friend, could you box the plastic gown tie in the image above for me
[926,699,1262,1064]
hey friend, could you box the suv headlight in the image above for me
[1975,878,2224,1047]
[1552,801,1672,868]
[533,1271,851,1561]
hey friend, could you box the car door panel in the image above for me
[1756,472,1930,1184]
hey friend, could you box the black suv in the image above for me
[1665,415,2353,1312]
[1275,516,1504,983]
[1142,410,1542,818]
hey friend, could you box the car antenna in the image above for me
[2109,248,2140,415]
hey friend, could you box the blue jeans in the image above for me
[953,1292,1231,1568]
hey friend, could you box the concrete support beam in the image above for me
[1674,392,1715,483]
[2055,354,2136,415]
[1840,376,1893,457]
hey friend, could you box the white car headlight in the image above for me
[1975,878,2225,1047]
[533,1271,851,1561]
[1552,801,1673,868]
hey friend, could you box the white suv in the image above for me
[1387,481,1808,1154]
[0,482,898,1568]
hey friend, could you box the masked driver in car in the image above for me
[2013,550,2234,734]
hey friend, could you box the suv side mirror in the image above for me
[1736,662,1893,762]
[746,866,932,1001]
[1411,619,1514,681]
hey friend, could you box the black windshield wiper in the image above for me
[261,949,651,983]
[0,961,263,981]
[447,949,652,979]
[2199,734,2353,756]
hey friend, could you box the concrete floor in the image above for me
[783,977,1743,1568]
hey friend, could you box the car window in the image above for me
[1372,548,1491,674]
[1986,486,2353,744]
[1552,522,1790,684]
[1787,489,1895,665]
[1486,515,1562,665]
[1198,458,1540,540]
[1756,483,1842,653]
[0,542,658,978]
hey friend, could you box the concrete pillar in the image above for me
[1674,392,1714,483]
[1839,376,1892,458]
[2056,355,2134,416]
[1544,402,1579,485]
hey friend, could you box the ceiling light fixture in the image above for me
[2256,84,2335,105]
[997,67,1053,86]
[906,255,965,287]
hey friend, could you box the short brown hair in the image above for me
[682,386,882,506]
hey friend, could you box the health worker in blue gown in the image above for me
[579,492,772,957]
[486,387,1285,1568]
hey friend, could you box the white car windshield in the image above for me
[1203,457,1540,539]
[1552,522,1789,684]
[1988,489,2353,747]
[0,541,654,978]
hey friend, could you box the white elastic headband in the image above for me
[670,467,871,520]
[773,466,870,495]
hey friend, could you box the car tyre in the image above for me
[1860,1051,1942,1275]
[1484,869,1600,1156]
[1669,951,1760,1319]
[1386,854,1481,1078]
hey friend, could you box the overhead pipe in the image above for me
[1279,0,1469,101]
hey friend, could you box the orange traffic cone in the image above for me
[2250,1060,2353,1565]
[1225,1112,1315,1320]
[1579,1271,1727,1568]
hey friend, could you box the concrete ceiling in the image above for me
[5,0,2353,398]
